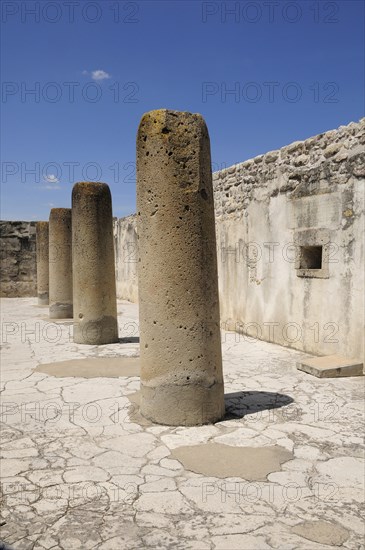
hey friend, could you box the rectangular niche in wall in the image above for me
[299,245,323,270]
[295,229,330,279]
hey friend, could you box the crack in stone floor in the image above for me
[0,298,364,549]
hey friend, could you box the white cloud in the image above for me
[44,174,59,184]
[91,70,111,81]
[82,69,111,81]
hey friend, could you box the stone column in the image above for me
[35,221,49,305]
[49,208,73,319]
[137,109,225,426]
[72,182,118,345]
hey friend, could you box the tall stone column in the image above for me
[137,109,225,426]
[72,182,118,345]
[35,221,49,305]
[49,208,73,319]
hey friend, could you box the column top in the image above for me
[49,208,71,220]
[72,181,111,198]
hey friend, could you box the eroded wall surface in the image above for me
[114,215,138,304]
[213,118,364,360]
[0,221,37,297]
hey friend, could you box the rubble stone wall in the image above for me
[0,221,37,297]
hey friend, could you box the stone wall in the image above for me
[0,221,37,297]
[213,118,364,362]
[114,215,138,304]
[114,118,365,362]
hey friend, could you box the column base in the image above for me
[140,380,225,426]
[37,293,49,306]
[73,316,119,345]
[49,302,73,319]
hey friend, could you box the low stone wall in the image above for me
[0,221,37,297]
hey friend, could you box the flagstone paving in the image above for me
[0,298,364,549]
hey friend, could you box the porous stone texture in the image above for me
[0,221,36,297]
[72,182,118,345]
[136,109,224,426]
[35,222,49,306]
[49,209,73,319]
[0,297,364,549]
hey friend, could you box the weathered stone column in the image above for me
[137,109,225,426]
[72,182,118,345]
[49,208,73,319]
[35,221,49,305]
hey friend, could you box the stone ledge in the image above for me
[297,354,364,378]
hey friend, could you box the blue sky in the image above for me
[1,0,364,220]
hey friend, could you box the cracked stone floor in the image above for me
[0,298,364,550]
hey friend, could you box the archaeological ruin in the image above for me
[1,117,364,364]
[72,181,119,345]
[137,109,225,425]
[3,0,365,540]
[48,208,73,319]
[35,222,49,306]
[117,117,364,366]
[0,114,364,549]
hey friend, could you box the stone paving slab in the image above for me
[297,354,364,378]
[0,298,364,550]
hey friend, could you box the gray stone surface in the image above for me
[0,297,364,549]
[136,109,224,426]
[72,182,118,345]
